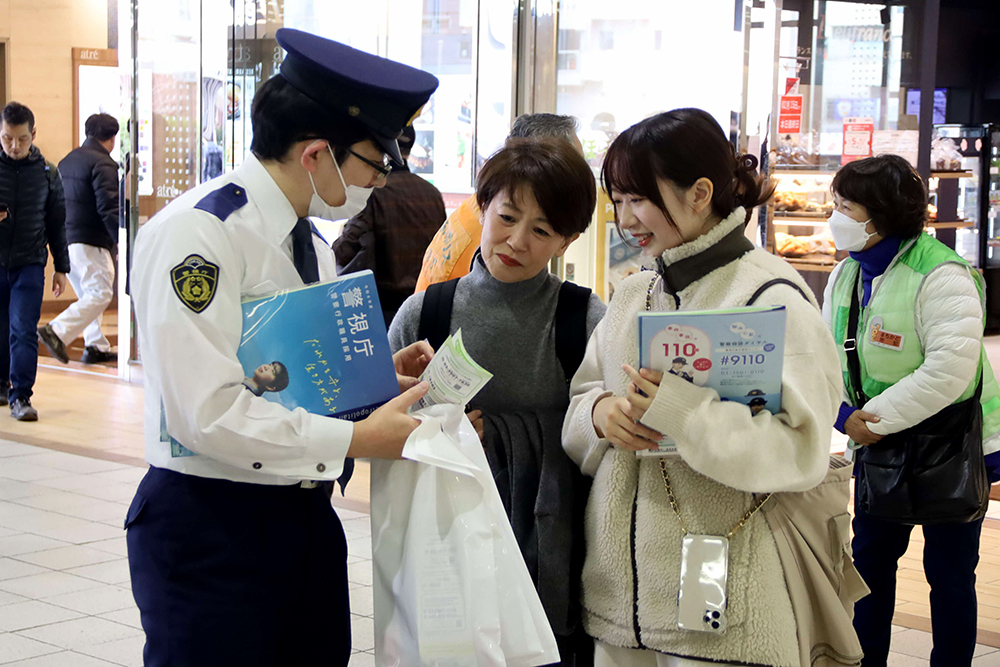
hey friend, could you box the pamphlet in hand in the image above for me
[411,329,493,411]
[167,270,398,458]
[635,306,787,457]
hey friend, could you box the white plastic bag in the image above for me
[371,404,560,667]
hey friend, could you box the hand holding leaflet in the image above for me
[411,329,493,411]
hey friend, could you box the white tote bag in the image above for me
[370,404,560,667]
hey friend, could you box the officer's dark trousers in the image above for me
[126,466,351,666]
[852,503,982,667]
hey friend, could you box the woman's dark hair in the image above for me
[831,155,927,239]
[85,113,120,142]
[476,137,596,237]
[250,74,370,163]
[267,361,290,392]
[601,108,773,230]
[1,102,34,131]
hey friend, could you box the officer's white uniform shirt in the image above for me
[133,153,350,485]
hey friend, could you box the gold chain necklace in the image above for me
[645,273,771,539]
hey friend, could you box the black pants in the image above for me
[852,503,982,667]
[125,467,351,667]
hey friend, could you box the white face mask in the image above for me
[306,146,374,221]
[828,209,875,252]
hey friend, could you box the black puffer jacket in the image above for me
[0,146,69,272]
[58,137,119,252]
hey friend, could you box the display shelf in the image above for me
[928,220,975,229]
[770,168,837,177]
[784,255,837,272]
[930,170,975,179]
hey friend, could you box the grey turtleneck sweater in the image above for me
[388,256,606,412]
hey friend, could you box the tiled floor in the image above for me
[0,440,378,666]
[0,441,998,666]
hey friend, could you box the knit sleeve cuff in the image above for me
[640,372,714,441]
[835,402,856,434]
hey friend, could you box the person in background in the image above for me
[0,101,68,421]
[390,137,604,665]
[563,109,843,666]
[415,113,583,292]
[39,113,120,365]
[822,154,1000,667]
[333,124,446,326]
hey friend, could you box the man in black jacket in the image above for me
[40,114,119,365]
[333,125,446,326]
[0,102,69,421]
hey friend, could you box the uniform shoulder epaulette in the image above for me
[194,183,248,222]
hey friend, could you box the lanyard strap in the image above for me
[645,273,771,538]
[844,269,868,408]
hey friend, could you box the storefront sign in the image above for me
[841,116,874,165]
[778,94,803,134]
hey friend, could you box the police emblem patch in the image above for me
[171,255,219,313]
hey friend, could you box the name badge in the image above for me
[869,316,905,351]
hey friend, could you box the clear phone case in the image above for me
[677,534,729,634]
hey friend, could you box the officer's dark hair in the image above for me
[509,113,579,145]
[602,108,774,231]
[250,74,372,164]
[85,113,120,142]
[1,102,35,131]
[266,361,290,392]
[398,124,416,160]
[476,137,596,238]
[832,154,927,239]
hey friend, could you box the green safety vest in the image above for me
[829,233,1000,445]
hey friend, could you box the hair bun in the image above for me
[737,153,759,172]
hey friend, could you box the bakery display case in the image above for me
[769,171,840,273]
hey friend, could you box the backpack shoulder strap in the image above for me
[746,278,809,306]
[555,281,593,383]
[418,278,460,352]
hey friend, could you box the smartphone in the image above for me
[0,203,8,215]
[677,534,729,634]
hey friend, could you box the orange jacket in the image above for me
[414,194,482,293]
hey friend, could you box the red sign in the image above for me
[778,94,803,134]
[779,95,803,114]
[785,77,800,95]
[841,116,875,165]
[778,116,802,133]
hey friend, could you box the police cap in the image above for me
[276,28,439,164]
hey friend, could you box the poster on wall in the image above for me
[841,116,874,166]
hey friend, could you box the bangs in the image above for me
[602,131,660,201]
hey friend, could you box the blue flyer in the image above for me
[166,271,397,459]
[238,270,398,422]
[636,306,787,456]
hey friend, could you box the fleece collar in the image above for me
[655,207,751,295]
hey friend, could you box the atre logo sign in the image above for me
[79,49,102,60]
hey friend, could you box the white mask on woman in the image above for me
[828,210,875,252]
[307,146,374,221]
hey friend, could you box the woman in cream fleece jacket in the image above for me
[562,109,843,667]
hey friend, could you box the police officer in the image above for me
[125,29,439,666]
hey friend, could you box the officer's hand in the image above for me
[52,273,68,298]
[348,381,429,460]
[394,340,434,391]
[0,211,6,222]
[846,410,884,446]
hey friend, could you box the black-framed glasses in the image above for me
[344,147,392,185]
